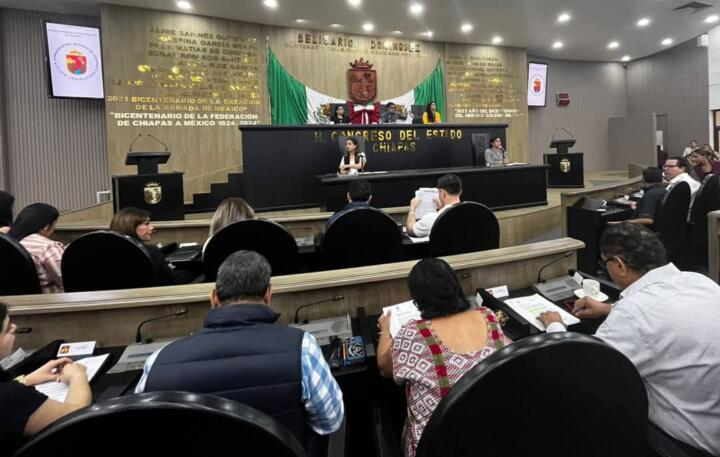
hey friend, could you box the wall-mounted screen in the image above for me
[527,62,548,107]
[44,22,104,99]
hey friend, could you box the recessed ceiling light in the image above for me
[362,22,374,32]
[423,30,434,38]
[621,55,631,62]
[661,37,674,46]
[391,30,403,35]
[491,35,503,44]
[409,3,424,16]
[607,41,620,49]
[295,18,307,23]
[347,0,362,7]
[636,17,651,27]
[176,0,192,10]
[552,40,564,49]
[705,14,719,24]
[557,13,571,23]
[263,0,277,8]
[329,23,343,28]
[461,23,473,33]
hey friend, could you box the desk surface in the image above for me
[318,164,549,183]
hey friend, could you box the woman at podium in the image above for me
[339,137,366,175]
[484,137,507,167]
[422,101,442,124]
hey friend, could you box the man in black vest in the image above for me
[135,250,344,452]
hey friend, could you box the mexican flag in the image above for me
[268,48,445,125]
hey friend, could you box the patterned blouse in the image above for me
[392,307,512,457]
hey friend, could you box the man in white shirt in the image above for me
[664,156,700,195]
[681,139,698,158]
[406,174,462,238]
[539,223,720,456]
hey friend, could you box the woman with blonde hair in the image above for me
[204,198,256,251]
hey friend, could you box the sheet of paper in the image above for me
[382,300,422,338]
[504,294,580,332]
[35,354,109,402]
[414,188,438,220]
[407,235,429,244]
[179,242,199,248]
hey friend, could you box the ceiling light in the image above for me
[636,17,651,27]
[362,22,374,32]
[705,14,719,24]
[329,23,343,28]
[423,30,434,38]
[607,41,620,49]
[391,30,403,35]
[621,55,631,62]
[295,18,307,23]
[461,23,473,33]
[557,13,571,23]
[409,3,424,16]
[176,0,192,10]
[552,40,564,49]
[491,35,503,44]
[661,37,674,46]
[263,0,277,8]
[347,0,362,7]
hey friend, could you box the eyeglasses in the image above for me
[598,256,625,269]
[663,164,678,169]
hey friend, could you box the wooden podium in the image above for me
[112,152,185,221]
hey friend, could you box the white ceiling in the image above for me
[1,0,720,61]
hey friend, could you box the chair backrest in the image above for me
[0,235,41,295]
[429,202,499,257]
[411,104,425,123]
[690,175,720,226]
[416,332,648,457]
[656,181,691,264]
[322,207,403,269]
[61,230,158,292]
[13,391,307,457]
[470,133,490,167]
[203,219,299,280]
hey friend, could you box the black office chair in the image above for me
[61,230,158,292]
[410,104,425,124]
[322,207,403,269]
[0,235,41,295]
[13,391,307,457]
[412,332,648,457]
[688,175,720,268]
[470,133,490,167]
[429,202,499,257]
[203,219,299,280]
[647,421,716,457]
[655,181,691,268]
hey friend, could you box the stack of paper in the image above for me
[35,354,109,402]
[382,301,422,338]
[414,188,438,220]
[503,294,580,331]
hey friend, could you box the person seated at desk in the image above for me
[204,197,256,252]
[376,258,511,457]
[688,149,720,182]
[624,167,665,228]
[663,156,700,195]
[422,101,441,124]
[109,207,181,285]
[0,190,14,234]
[406,174,462,238]
[135,251,344,452]
[484,136,507,167]
[0,302,91,453]
[539,223,720,456]
[380,102,407,124]
[327,179,372,226]
[8,203,65,293]
[338,137,366,175]
[329,105,349,124]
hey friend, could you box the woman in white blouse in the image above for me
[339,137,366,175]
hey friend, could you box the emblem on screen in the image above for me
[560,159,571,173]
[531,76,544,94]
[65,50,87,75]
[51,43,100,81]
[144,182,162,205]
[348,58,377,103]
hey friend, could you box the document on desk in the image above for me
[383,301,422,338]
[504,294,580,332]
[34,354,109,402]
[407,235,430,244]
[414,188,438,220]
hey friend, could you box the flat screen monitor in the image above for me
[44,22,104,99]
[527,62,548,107]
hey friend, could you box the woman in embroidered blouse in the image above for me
[376,258,512,457]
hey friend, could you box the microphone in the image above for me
[293,295,345,324]
[135,308,188,344]
[147,134,169,152]
[560,127,575,139]
[536,252,574,283]
[128,133,143,152]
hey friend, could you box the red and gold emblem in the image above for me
[66,50,87,75]
[347,58,377,103]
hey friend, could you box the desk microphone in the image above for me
[293,295,345,324]
[147,134,170,152]
[536,252,574,283]
[135,308,188,344]
[128,133,143,152]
